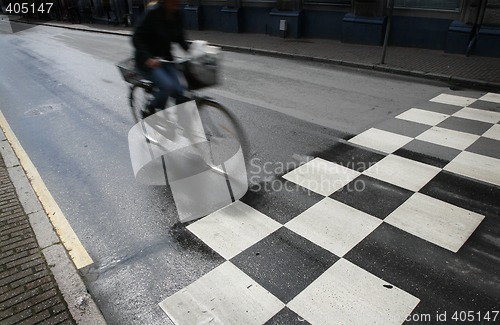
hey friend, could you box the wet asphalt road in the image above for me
[0,19,469,324]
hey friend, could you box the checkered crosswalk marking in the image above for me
[287,259,420,325]
[186,201,281,260]
[480,92,500,103]
[285,198,382,257]
[363,154,441,191]
[396,108,449,126]
[444,151,500,187]
[453,107,500,123]
[159,261,285,324]
[348,128,413,154]
[430,93,477,107]
[282,157,360,196]
[159,90,500,324]
[483,124,500,140]
[415,126,480,150]
[384,193,484,253]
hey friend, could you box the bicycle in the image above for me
[116,49,249,184]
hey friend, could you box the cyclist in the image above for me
[132,0,191,118]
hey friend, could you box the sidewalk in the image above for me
[0,126,106,324]
[7,17,500,90]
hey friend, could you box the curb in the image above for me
[8,19,500,92]
[218,44,500,91]
[8,18,131,37]
[0,124,107,324]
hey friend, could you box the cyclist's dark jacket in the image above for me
[132,3,189,70]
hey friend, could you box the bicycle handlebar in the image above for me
[157,57,190,65]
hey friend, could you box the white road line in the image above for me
[0,110,93,269]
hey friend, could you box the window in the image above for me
[303,0,351,5]
[394,0,461,11]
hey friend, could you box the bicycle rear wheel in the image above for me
[130,84,154,123]
[196,98,249,170]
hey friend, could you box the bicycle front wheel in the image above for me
[130,85,154,123]
[196,98,249,170]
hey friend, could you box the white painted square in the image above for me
[348,128,413,154]
[479,92,500,103]
[416,126,480,150]
[159,261,284,325]
[285,198,382,257]
[483,124,500,141]
[363,155,440,192]
[288,259,420,325]
[445,151,500,187]
[385,193,484,253]
[396,108,449,126]
[453,107,500,124]
[282,158,360,196]
[430,93,477,107]
[187,201,281,260]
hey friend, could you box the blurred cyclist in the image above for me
[132,0,190,118]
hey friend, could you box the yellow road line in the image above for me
[0,110,93,269]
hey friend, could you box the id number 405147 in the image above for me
[5,2,53,14]
[452,311,499,322]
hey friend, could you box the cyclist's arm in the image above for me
[132,11,154,67]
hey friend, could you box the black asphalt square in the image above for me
[443,88,486,99]
[231,227,339,303]
[394,139,461,168]
[374,118,431,138]
[437,116,493,135]
[241,179,324,224]
[465,137,500,160]
[468,100,500,113]
[345,222,500,319]
[415,101,463,115]
[420,170,500,218]
[330,175,413,219]
[265,307,311,325]
[313,142,385,172]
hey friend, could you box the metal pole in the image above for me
[381,0,395,64]
[466,0,488,57]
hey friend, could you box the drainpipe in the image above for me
[466,0,488,56]
[381,0,394,64]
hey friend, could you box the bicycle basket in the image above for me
[184,46,221,90]
[116,58,145,86]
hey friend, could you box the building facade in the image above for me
[2,0,498,57]
[175,0,499,57]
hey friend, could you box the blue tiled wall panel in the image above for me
[446,21,500,57]
[302,10,345,39]
[269,9,302,38]
[342,14,387,46]
[183,6,201,30]
[199,5,224,31]
[242,7,274,34]
[389,16,452,49]
[221,7,242,33]
[477,27,500,57]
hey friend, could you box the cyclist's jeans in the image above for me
[140,63,184,112]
